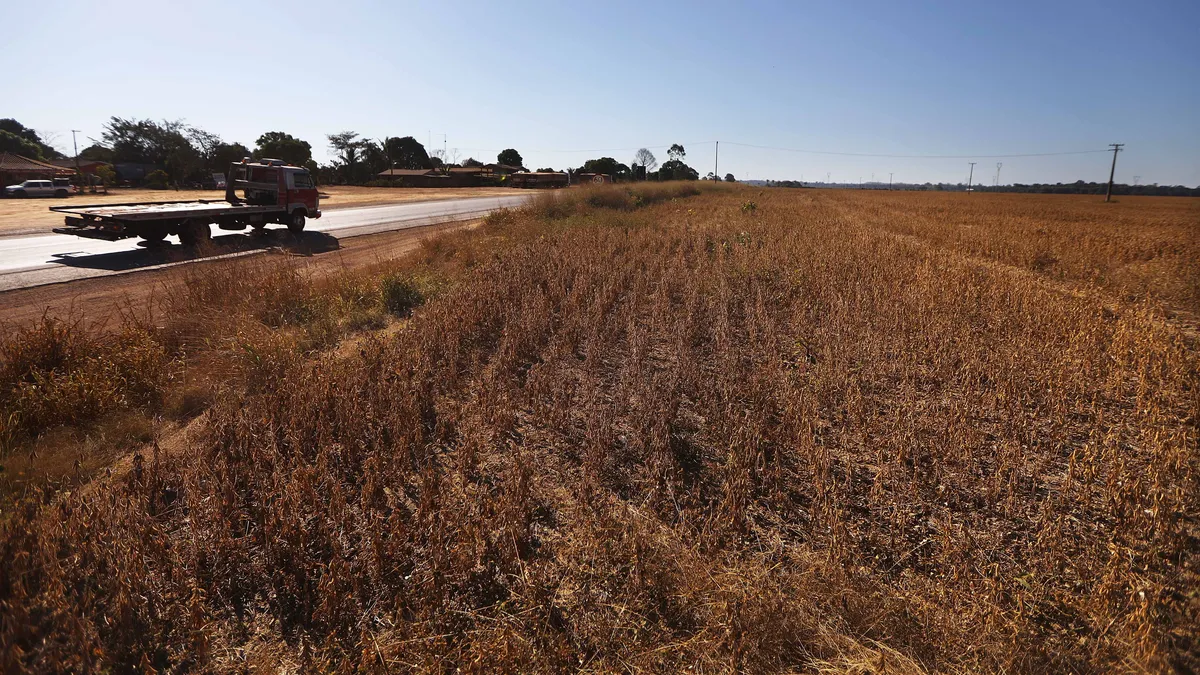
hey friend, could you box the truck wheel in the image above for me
[286,211,306,233]
[14,190,27,198]
[179,220,211,248]
[55,189,68,198]
[140,231,168,245]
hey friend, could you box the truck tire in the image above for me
[55,189,68,198]
[14,190,27,198]
[179,220,211,248]
[286,210,306,233]
[140,231,168,244]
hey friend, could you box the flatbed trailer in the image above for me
[49,159,320,247]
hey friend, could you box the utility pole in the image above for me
[826,172,830,184]
[1105,143,1123,202]
[1133,175,1141,186]
[995,162,1002,187]
[889,172,893,189]
[70,130,82,191]
[714,141,719,180]
[967,162,976,193]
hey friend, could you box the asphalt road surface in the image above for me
[0,194,531,292]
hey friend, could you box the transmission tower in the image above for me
[995,162,1002,186]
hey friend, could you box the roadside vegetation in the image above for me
[1,184,1196,672]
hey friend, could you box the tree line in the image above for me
[574,145,734,183]
[5,116,738,187]
[1,117,533,187]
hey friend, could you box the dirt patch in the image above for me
[0,185,514,237]
[0,218,481,331]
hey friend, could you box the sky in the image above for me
[4,0,1198,186]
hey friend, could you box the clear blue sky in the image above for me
[4,0,1198,185]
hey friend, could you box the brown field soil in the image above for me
[1,184,1197,673]
[0,185,516,236]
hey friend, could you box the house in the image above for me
[448,163,523,179]
[0,153,75,187]
[48,158,113,176]
[375,168,449,187]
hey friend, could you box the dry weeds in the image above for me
[1,186,1196,673]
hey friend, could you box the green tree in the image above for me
[102,117,201,182]
[79,144,114,163]
[95,164,116,187]
[384,136,432,170]
[724,173,736,182]
[255,131,313,166]
[579,157,631,179]
[144,169,170,189]
[497,148,523,168]
[361,140,390,175]
[327,131,370,183]
[668,143,685,162]
[0,130,45,159]
[462,157,484,168]
[659,159,698,181]
[0,119,63,159]
[211,142,251,173]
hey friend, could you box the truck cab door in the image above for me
[287,171,319,216]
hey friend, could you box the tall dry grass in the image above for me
[0,187,1196,672]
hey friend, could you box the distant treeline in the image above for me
[4,117,733,188]
[764,179,1199,197]
[977,181,1198,197]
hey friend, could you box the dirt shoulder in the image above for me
[0,217,480,331]
[0,185,514,237]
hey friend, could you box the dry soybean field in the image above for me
[1,185,1197,672]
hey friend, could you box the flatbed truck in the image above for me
[50,159,320,247]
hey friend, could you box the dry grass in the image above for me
[0,185,516,236]
[0,186,1196,673]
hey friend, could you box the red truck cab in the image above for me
[226,158,321,232]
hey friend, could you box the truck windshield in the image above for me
[293,173,313,189]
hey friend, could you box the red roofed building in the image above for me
[0,153,76,187]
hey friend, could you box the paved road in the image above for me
[0,194,531,292]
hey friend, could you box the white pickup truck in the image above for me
[5,179,72,198]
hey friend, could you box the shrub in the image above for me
[380,273,425,316]
[0,318,169,446]
[144,169,169,189]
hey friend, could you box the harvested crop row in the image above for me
[1,187,1196,673]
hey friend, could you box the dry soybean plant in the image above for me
[1,186,1196,673]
